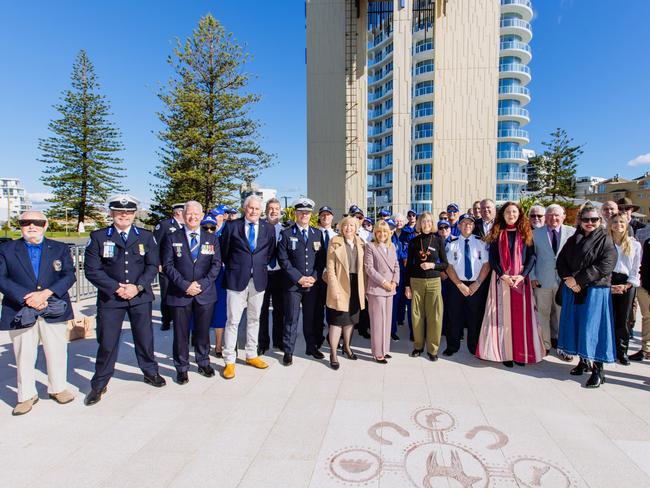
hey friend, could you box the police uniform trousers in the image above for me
[92,302,158,391]
[283,287,320,355]
[258,270,285,350]
[158,273,173,327]
[314,279,328,348]
[444,280,489,354]
[10,318,69,402]
[171,300,215,372]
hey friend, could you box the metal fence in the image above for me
[69,245,159,302]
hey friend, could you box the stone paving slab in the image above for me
[1,297,649,488]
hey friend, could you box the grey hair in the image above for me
[392,213,405,221]
[184,200,203,213]
[528,204,545,216]
[545,204,565,215]
[243,194,263,208]
[20,210,47,221]
[480,198,495,207]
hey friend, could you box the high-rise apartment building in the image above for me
[0,177,31,224]
[307,0,533,216]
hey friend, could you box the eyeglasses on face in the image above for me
[529,214,544,219]
[202,225,217,232]
[19,219,47,227]
[581,217,601,224]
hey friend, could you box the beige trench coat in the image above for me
[325,235,366,312]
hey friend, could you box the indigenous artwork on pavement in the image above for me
[326,406,575,487]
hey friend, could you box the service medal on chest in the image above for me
[53,259,62,271]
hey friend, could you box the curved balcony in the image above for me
[498,128,529,144]
[500,0,533,22]
[496,192,522,203]
[368,49,393,70]
[367,31,392,52]
[498,106,530,125]
[413,150,433,161]
[500,40,532,64]
[500,18,532,43]
[497,171,528,184]
[499,62,531,84]
[497,150,528,163]
[414,129,433,140]
[498,84,531,104]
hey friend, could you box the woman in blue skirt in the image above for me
[556,204,617,388]
[205,207,229,357]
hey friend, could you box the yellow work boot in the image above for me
[246,357,269,369]
[12,395,39,416]
[223,363,236,379]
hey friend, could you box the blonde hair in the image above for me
[339,215,360,234]
[415,211,435,234]
[372,220,393,246]
[608,213,633,256]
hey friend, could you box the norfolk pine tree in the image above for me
[150,14,272,220]
[39,50,125,227]
[528,128,583,201]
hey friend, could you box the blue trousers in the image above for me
[283,288,319,355]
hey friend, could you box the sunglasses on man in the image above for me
[529,214,544,219]
[19,219,47,228]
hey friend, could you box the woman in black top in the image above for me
[404,212,448,360]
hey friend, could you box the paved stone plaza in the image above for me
[1,297,649,488]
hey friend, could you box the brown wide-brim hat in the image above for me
[617,197,640,213]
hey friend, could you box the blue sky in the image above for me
[1,0,649,209]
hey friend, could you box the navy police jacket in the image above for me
[84,226,159,308]
[277,225,326,292]
[161,228,221,306]
[154,217,183,256]
[0,238,76,329]
[219,218,276,292]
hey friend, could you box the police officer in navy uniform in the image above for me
[161,200,222,384]
[277,198,326,365]
[154,203,185,331]
[84,195,166,406]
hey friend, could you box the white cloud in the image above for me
[628,153,650,167]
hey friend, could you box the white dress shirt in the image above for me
[244,219,259,249]
[184,226,201,247]
[446,234,489,282]
[613,241,642,287]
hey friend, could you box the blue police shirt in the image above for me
[24,241,43,279]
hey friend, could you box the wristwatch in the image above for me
[136,284,144,293]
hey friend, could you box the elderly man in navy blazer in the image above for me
[161,200,221,384]
[219,195,276,379]
[0,211,76,415]
[84,195,165,406]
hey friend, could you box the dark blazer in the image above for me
[84,226,159,308]
[0,237,75,329]
[277,225,326,292]
[220,218,276,292]
[161,228,221,306]
[154,217,183,254]
[473,218,491,239]
[488,231,536,277]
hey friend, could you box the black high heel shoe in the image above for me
[585,361,605,388]
[374,357,388,364]
[343,348,358,360]
[329,354,340,370]
[502,361,514,368]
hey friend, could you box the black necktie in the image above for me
[552,229,558,255]
[324,231,330,251]
[120,231,127,242]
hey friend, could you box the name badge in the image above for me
[103,241,116,258]
[200,243,215,255]
[172,243,183,257]
[139,244,146,256]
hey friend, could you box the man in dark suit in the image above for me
[219,195,276,379]
[277,198,326,365]
[0,211,76,415]
[473,198,496,239]
[258,197,285,355]
[154,203,185,330]
[161,200,221,384]
[84,195,166,406]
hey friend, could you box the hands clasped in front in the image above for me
[116,283,140,300]
[501,274,524,289]
[298,276,317,288]
[24,289,53,311]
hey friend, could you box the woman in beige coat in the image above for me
[326,216,366,370]
[364,221,400,363]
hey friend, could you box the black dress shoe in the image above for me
[144,373,166,388]
[570,358,591,376]
[160,323,171,331]
[343,348,358,360]
[176,371,189,384]
[84,387,107,406]
[502,361,514,368]
[283,353,293,366]
[384,354,392,359]
[514,361,525,367]
[618,354,630,366]
[374,357,388,364]
[629,350,649,361]
[391,333,400,341]
[198,365,216,378]
[308,349,325,360]
[442,349,455,357]
[427,353,438,362]
[410,348,423,357]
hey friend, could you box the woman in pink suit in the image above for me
[364,221,400,363]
